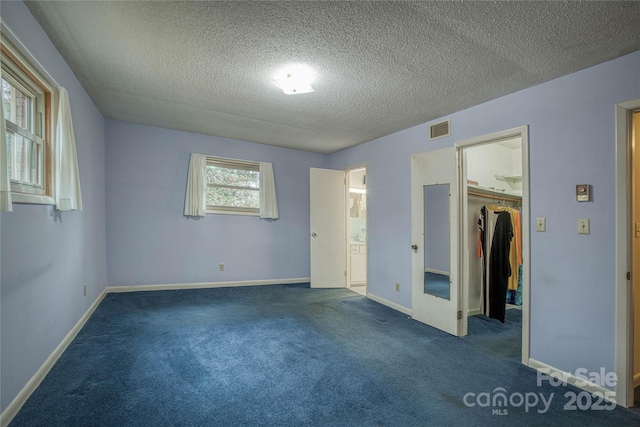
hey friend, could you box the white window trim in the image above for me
[206,207,260,216]
[2,24,57,206]
[205,156,260,216]
[11,193,54,205]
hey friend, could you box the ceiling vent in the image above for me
[430,119,450,140]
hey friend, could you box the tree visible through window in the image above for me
[206,157,260,213]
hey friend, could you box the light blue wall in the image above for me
[0,1,107,412]
[105,120,325,286]
[328,50,640,380]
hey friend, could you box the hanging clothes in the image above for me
[506,209,523,306]
[477,205,516,323]
[478,206,496,317]
[488,211,513,323]
[506,209,521,291]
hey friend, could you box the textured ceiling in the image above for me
[23,1,640,154]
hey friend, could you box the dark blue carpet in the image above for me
[9,284,640,426]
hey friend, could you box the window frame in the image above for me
[2,31,54,205]
[205,156,260,216]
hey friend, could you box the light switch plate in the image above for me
[578,218,590,234]
[536,217,546,232]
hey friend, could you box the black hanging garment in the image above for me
[488,211,513,323]
[478,207,487,315]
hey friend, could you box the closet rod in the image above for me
[468,190,522,204]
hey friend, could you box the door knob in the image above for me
[312,232,317,238]
[411,244,418,251]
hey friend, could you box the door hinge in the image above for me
[457,310,462,320]
[627,271,631,281]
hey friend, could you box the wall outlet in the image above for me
[219,263,225,271]
[536,217,546,232]
[83,284,87,296]
[395,282,400,292]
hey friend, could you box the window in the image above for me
[2,32,53,202]
[206,157,260,215]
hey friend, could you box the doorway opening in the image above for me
[458,126,530,364]
[463,138,523,316]
[346,167,367,296]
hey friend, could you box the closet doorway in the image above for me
[346,167,367,296]
[459,126,531,364]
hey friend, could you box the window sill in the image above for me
[11,193,55,205]
[206,209,259,217]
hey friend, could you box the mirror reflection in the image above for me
[424,184,450,300]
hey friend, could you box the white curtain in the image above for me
[259,162,279,219]
[0,69,12,212]
[55,87,82,211]
[184,153,207,217]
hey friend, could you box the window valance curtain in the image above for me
[259,162,279,219]
[55,87,82,211]
[184,153,207,217]
[0,70,12,212]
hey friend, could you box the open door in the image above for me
[310,168,346,288]
[411,147,461,336]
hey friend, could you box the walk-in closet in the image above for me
[465,138,523,324]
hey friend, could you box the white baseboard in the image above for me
[528,358,616,403]
[0,289,107,427]
[468,307,481,316]
[106,277,310,293]
[367,292,412,316]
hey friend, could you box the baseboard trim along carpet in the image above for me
[106,277,311,293]
[366,292,412,316]
[0,289,108,427]
[528,357,616,403]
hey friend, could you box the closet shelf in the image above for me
[495,175,523,184]
[467,184,522,200]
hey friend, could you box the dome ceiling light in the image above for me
[272,65,315,95]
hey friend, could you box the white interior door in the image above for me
[411,147,461,336]
[310,168,346,288]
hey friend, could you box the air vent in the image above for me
[430,119,450,140]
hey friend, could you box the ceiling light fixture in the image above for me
[272,65,315,95]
